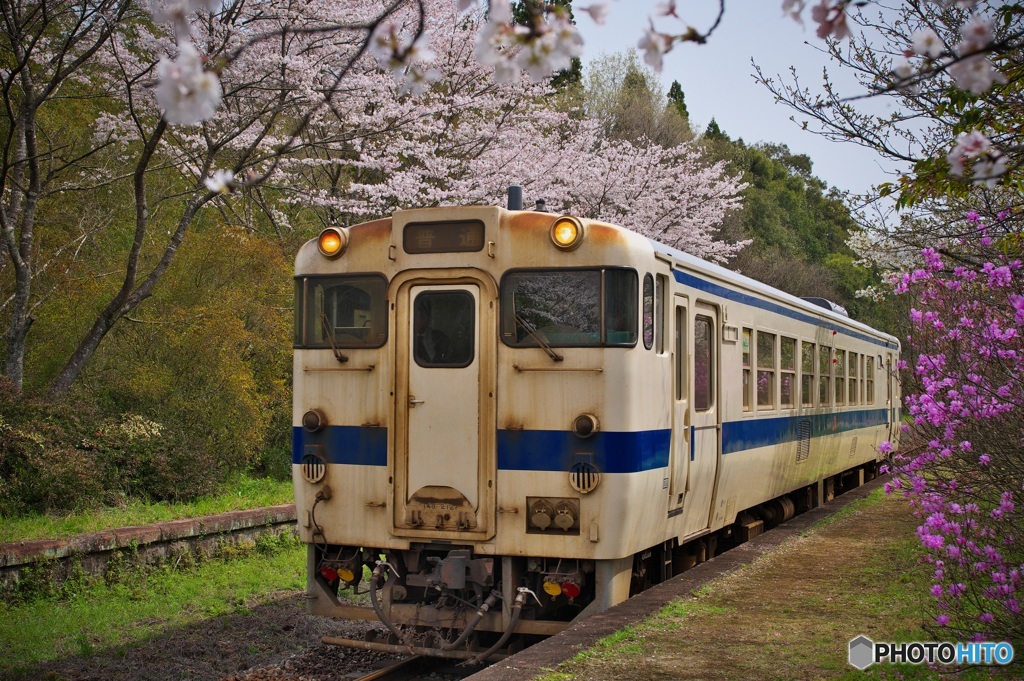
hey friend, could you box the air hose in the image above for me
[442,590,501,651]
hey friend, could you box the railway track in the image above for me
[350,655,475,681]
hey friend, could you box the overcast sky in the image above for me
[575,1,907,197]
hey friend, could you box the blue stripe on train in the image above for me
[721,409,889,455]
[496,429,671,473]
[293,426,388,466]
[292,409,889,469]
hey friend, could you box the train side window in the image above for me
[861,354,867,404]
[835,349,846,405]
[801,341,815,407]
[694,315,713,411]
[674,306,687,401]
[819,346,832,406]
[757,331,776,409]
[848,352,859,405]
[604,269,639,345]
[642,274,655,350]
[781,336,796,409]
[656,275,667,354]
[866,355,875,404]
[742,328,752,412]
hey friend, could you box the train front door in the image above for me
[678,302,720,539]
[393,280,495,539]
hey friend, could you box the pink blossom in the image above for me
[155,42,222,125]
[637,23,673,72]
[810,0,849,40]
[579,4,609,25]
[912,28,944,58]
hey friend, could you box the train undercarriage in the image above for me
[308,462,882,662]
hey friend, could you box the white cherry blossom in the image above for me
[654,1,679,18]
[912,28,944,58]
[958,16,994,50]
[949,53,1007,94]
[782,0,806,24]
[810,0,850,40]
[579,4,610,25]
[946,130,991,177]
[155,42,222,125]
[637,23,672,72]
[891,57,919,93]
[204,169,234,193]
[973,153,1007,188]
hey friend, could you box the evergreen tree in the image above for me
[667,80,688,120]
[704,118,729,142]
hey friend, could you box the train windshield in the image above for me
[500,268,638,347]
[294,275,388,348]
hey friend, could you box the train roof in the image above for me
[645,235,900,351]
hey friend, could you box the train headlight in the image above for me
[549,216,584,251]
[317,227,348,258]
[302,409,326,433]
[571,413,599,439]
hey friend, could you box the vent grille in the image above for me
[796,419,812,463]
[301,453,326,484]
[849,436,859,458]
[569,462,601,494]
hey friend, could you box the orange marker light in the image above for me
[318,227,348,258]
[549,217,584,251]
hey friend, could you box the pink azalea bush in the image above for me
[883,211,1023,644]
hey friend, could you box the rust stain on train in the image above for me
[505,212,625,246]
[350,218,393,245]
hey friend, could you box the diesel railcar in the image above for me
[292,197,900,659]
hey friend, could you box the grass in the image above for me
[537,490,1016,681]
[0,473,293,544]
[0,533,306,677]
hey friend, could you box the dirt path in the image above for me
[576,492,925,680]
[474,482,954,680]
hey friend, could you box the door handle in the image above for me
[409,396,425,407]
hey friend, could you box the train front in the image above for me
[292,204,665,659]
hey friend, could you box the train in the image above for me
[291,190,901,661]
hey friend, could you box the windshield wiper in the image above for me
[511,293,562,362]
[320,314,349,363]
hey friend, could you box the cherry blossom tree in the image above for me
[2,0,432,395]
[2,0,747,396]
[271,2,745,263]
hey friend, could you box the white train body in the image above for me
[292,205,901,641]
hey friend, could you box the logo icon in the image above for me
[849,635,875,670]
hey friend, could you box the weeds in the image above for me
[4,529,300,606]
